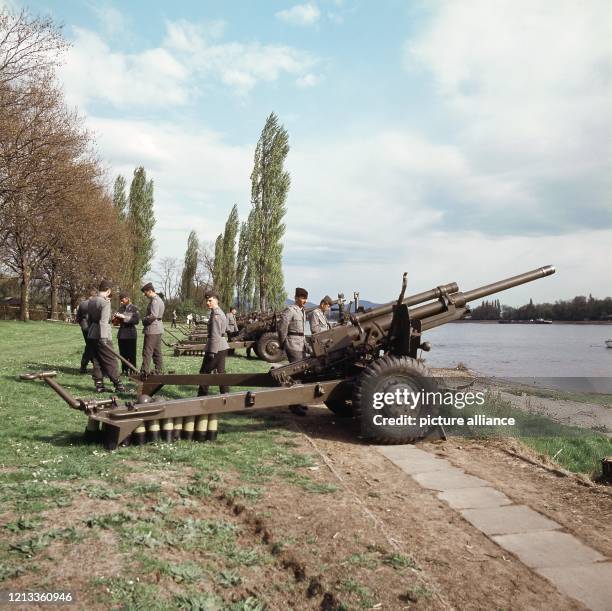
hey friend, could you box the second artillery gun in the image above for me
[22,266,555,449]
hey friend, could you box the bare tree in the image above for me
[154,257,181,301]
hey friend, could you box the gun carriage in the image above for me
[22,266,555,451]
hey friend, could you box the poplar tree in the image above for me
[179,230,199,301]
[212,233,223,294]
[250,112,289,310]
[220,204,239,309]
[112,175,127,220]
[235,221,249,312]
[127,166,155,294]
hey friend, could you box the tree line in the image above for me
[0,8,290,320]
[470,296,612,321]
[154,112,290,315]
[0,9,151,320]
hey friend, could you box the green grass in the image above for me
[0,321,337,607]
[442,391,612,477]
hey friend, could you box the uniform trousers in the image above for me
[286,347,306,363]
[118,338,137,374]
[141,334,163,374]
[80,329,95,371]
[197,350,229,396]
[90,339,120,384]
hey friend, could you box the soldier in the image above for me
[76,288,96,373]
[309,295,333,334]
[171,309,177,328]
[141,282,165,375]
[226,306,238,339]
[88,280,125,393]
[197,291,230,396]
[114,292,140,375]
[278,287,309,362]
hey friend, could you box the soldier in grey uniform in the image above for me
[76,288,97,373]
[114,292,140,375]
[309,295,333,335]
[226,306,238,339]
[278,287,309,362]
[87,280,125,393]
[198,291,230,396]
[141,282,165,375]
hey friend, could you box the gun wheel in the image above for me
[324,380,354,417]
[353,355,440,444]
[256,332,285,363]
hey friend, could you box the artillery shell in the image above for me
[182,416,195,441]
[83,417,100,443]
[133,423,147,445]
[147,419,160,443]
[194,415,209,442]
[173,417,183,441]
[206,414,218,442]
[162,418,174,443]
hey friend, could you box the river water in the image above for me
[423,323,612,382]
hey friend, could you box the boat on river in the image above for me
[606,339,612,348]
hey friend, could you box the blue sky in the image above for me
[7,0,612,305]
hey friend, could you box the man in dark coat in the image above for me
[88,280,125,393]
[141,282,165,375]
[76,288,97,373]
[114,292,140,375]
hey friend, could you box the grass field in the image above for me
[0,321,338,608]
[0,321,610,608]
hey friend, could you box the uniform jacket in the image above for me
[87,295,112,340]
[278,304,306,352]
[226,312,238,333]
[205,306,229,353]
[117,303,140,340]
[143,294,165,335]
[309,307,331,334]
[76,299,90,331]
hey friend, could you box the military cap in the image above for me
[295,287,308,298]
[205,290,219,300]
[119,291,130,300]
[141,282,155,293]
[98,279,112,292]
[321,295,333,306]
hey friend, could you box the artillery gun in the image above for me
[171,296,349,362]
[22,266,555,450]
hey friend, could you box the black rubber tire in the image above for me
[256,332,285,363]
[353,355,440,444]
[324,380,354,417]
[325,399,354,417]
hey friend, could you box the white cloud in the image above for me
[276,3,321,26]
[296,73,319,87]
[404,0,612,176]
[61,19,319,109]
[90,3,127,37]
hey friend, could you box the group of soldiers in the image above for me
[77,280,165,393]
[77,280,333,404]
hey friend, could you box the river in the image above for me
[423,323,612,390]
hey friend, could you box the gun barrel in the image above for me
[356,282,459,323]
[408,265,556,322]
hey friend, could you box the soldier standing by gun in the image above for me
[309,295,333,334]
[88,280,125,393]
[278,287,309,362]
[226,306,238,339]
[76,288,96,373]
[278,287,310,415]
[140,282,165,375]
[197,291,230,397]
[114,292,140,375]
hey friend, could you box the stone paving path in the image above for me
[376,444,612,611]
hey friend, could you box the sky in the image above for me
[6,0,612,305]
